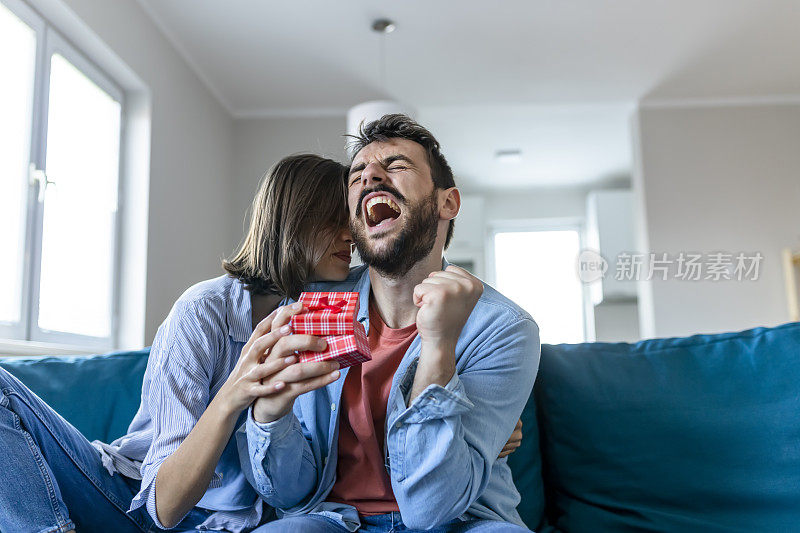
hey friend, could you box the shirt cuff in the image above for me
[131,459,222,529]
[246,407,295,450]
[244,407,301,498]
[145,475,170,530]
[396,372,474,424]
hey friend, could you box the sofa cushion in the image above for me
[0,349,150,443]
[535,322,800,532]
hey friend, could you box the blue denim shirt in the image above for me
[237,263,540,531]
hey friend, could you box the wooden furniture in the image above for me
[783,249,800,321]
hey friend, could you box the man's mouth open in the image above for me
[363,193,402,231]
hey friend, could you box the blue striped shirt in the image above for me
[94,274,269,532]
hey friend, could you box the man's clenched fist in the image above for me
[413,264,483,352]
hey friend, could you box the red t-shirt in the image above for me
[326,301,417,515]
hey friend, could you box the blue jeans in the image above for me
[252,511,533,532]
[0,367,210,533]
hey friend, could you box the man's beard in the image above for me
[351,188,439,279]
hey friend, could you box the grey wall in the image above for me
[593,302,640,342]
[230,116,348,246]
[634,103,800,338]
[482,187,587,223]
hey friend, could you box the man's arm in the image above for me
[407,266,481,403]
[239,407,318,509]
[387,317,539,529]
[237,303,341,510]
[390,265,539,529]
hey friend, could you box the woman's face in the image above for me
[311,225,353,282]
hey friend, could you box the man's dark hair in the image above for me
[347,114,457,248]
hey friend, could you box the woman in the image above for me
[0,154,522,533]
[0,154,353,533]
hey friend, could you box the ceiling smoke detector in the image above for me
[495,149,523,163]
[372,19,396,34]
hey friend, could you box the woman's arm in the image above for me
[150,308,292,528]
[154,392,241,527]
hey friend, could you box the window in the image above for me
[491,226,586,344]
[1,0,123,350]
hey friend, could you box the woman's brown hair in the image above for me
[222,154,348,299]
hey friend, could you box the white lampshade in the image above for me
[346,100,416,137]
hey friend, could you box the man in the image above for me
[239,115,540,532]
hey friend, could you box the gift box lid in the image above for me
[290,292,360,335]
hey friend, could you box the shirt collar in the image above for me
[227,276,253,343]
[353,257,449,325]
[354,266,372,324]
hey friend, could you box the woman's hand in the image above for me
[217,308,299,416]
[498,419,523,459]
[252,303,342,424]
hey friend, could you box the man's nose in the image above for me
[360,162,384,186]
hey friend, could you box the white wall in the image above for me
[593,302,640,342]
[31,0,236,346]
[231,116,347,244]
[633,103,800,338]
[482,187,587,224]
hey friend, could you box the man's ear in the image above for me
[439,187,461,222]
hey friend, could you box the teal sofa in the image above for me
[2,322,799,532]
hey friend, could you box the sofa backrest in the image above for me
[0,349,149,443]
[534,321,800,532]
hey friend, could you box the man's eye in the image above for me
[349,175,361,186]
[388,166,407,171]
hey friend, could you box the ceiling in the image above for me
[137,0,800,189]
[418,103,632,188]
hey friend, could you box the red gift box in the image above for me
[297,320,372,369]
[290,292,359,336]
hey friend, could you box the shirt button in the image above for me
[395,422,401,429]
[331,403,336,412]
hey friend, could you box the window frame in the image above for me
[2,0,126,352]
[0,0,44,343]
